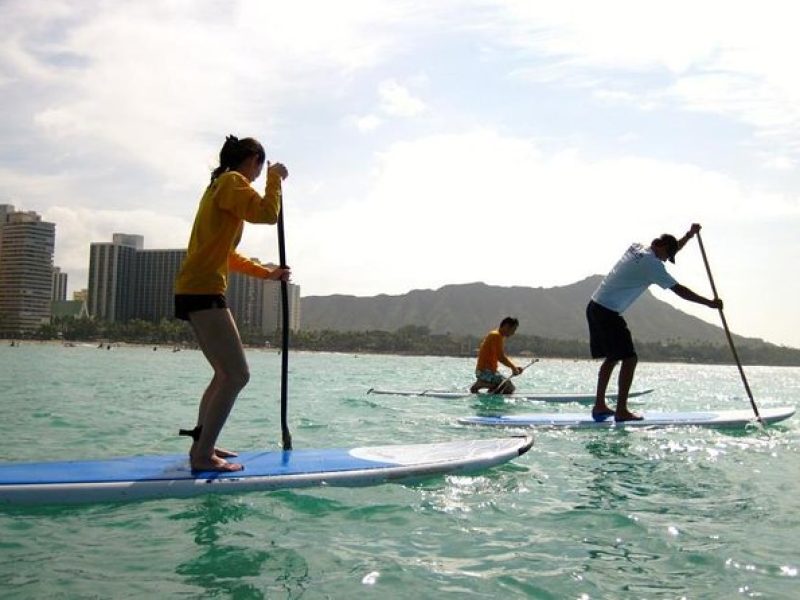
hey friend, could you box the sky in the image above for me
[1,0,799,347]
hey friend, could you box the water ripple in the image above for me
[1,348,798,598]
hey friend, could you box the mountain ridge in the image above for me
[299,276,774,347]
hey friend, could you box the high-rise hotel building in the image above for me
[88,234,300,333]
[131,248,187,321]
[0,204,56,333]
[52,266,68,302]
[88,234,186,323]
[87,234,142,322]
[228,269,301,334]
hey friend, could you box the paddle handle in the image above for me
[493,358,538,393]
[696,231,761,422]
[277,198,293,450]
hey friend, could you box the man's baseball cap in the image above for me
[657,234,679,263]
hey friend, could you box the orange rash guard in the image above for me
[476,330,505,372]
[175,170,281,295]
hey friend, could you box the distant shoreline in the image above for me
[3,338,799,368]
[0,338,275,352]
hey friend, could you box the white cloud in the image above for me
[242,128,795,346]
[268,129,798,295]
[354,114,383,132]
[485,1,800,162]
[347,79,426,132]
[2,0,799,346]
[1,1,431,199]
[43,205,191,292]
[234,1,406,72]
[378,79,426,117]
[26,127,797,345]
[485,1,754,73]
[757,153,796,171]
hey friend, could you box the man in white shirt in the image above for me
[587,223,723,422]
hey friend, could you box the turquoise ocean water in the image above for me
[0,343,798,599]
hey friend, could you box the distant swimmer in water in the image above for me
[587,224,722,422]
[470,317,523,394]
[174,135,290,472]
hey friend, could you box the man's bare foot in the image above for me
[214,447,238,458]
[591,408,615,421]
[615,411,644,422]
[191,455,244,473]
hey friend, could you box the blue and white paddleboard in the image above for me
[367,388,654,404]
[459,406,795,429]
[0,436,533,506]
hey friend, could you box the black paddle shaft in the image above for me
[277,199,293,450]
[696,231,761,423]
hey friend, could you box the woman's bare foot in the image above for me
[180,427,236,457]
[191,454,244,473]
[189,439,237,459]
[214,447,238,458]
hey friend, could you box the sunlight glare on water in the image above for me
[0,343,798,598]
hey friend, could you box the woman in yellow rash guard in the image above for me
[174,135,290,472]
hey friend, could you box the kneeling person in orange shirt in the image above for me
[470,317,523,394]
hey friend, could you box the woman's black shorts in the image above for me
[174,294,228,321]
[586,300,636,360]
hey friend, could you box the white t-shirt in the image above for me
[591,243,677,313]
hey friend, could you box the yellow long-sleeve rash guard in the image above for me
[175,170,281,295]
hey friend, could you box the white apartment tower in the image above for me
[228,266,301,335]
[88,234,187,323]
[131,248,187,321]
[87,236,138,321]
[263,279,301,333]
[52,266,68,301]
[0,204,56,333]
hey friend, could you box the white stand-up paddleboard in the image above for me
[0,436,533,506]
[367,388,654,404]
[459,407,795,429]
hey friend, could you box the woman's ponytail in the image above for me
[209,135,266,184]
